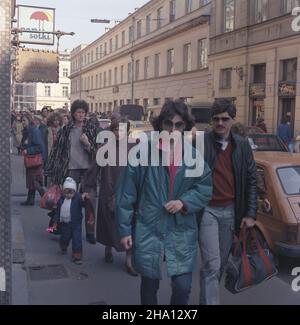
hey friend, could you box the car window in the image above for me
[277,167,300,195]
[248,136,286,152]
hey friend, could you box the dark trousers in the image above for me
[67,169,95,236]
[141,273,193,305]
[59,222,82,259]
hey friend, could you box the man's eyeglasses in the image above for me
[212,117,232,123]
[163,120,185,129]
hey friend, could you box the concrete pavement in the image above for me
[11,154,300,305]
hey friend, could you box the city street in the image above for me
[11,153,300,305]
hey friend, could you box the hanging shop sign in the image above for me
[16,48,59,83]
[18,5,55,45]
[278,82,296,97]
[249,83,266,98]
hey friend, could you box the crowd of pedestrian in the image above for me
[10,98,298,305]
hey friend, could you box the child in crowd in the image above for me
[53,177,93,265]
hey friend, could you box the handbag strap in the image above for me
[250,228,274,277]
[241,227,253,287]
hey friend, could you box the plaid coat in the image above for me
[45,119,98,185]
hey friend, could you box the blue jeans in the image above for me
[60,222,82,259]
[199,204,235,305]
[141,273,192,305]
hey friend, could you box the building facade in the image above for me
[36,50,71,111]
[70,0,211,113]
[209,0,300,134]
[14,50,71,111]
[70,0,300,134]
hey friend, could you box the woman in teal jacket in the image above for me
[116,101,212,305]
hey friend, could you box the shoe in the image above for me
[72,258,82,265]
[86,234,96,245]
[20,190,35,206]
[125,264,139,277]
[104,251,113,263]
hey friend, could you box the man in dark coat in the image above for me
[198,99,257,305]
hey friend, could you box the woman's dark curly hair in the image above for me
[47,112,63,127]
[151,100,195,132]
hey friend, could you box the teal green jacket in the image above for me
[116,143,212,279]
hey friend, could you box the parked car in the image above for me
[254,151,300,258]
[114,104,145,121]
[248,133,288,152]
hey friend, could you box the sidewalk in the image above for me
[11,154,300,305]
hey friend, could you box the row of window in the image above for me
[44,86,69,98]
[219,58,298,89]
[71,0,211,72]
[225,0,300,33]
[72,39,208,93]
[88,97,191,113]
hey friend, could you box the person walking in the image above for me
[46,112,62,158]
[198,99,257,305]
[277,117,292,150]
[46,100,97,244]
[52,177,92,265]
[20,113,47,206]
[82,115,138,275]
[116,101,212,305]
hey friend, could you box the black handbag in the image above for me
[225,227,278,294]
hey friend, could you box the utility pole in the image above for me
[0,0,13,305]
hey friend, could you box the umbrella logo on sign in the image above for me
[30,11,53,30]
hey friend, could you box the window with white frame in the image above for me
[62,68,69,77]
[157,7,163,29]
[104,71,107,87]
[99,73,102,88]
[198,38,208,69]
[44,86,51,97]
[155,53,160,78]
[121,65,124,84]
[109,38,113,53]
[128,62,132,82]
[224,0,235,32]
[114,67,118,85]
[167,49,175,75]
[129,26,133,43]
[135,60,140,81]
[186,0,193,14]
[255,0,268,23]
[183,43,192,72]
[122,30,126,46]
[137,20,142,39]
[170,0,176,22]
[284,0,300,13]
[146,14,151,34]
[108,69,112,86]
[115,34,119,50]
[220,68,232,89]
[62,86,69,97]
[144,57,149,79]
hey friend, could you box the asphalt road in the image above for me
[11,154,300,305]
